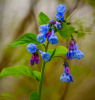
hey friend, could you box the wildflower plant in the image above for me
[0,4,84,100]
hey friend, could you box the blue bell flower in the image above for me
[38,49,50,61]
[66,50,76,59]
[60,73,70,82]
[55,21,61,30]
[74,42,84,59]
[36,34,46,43]
[26,43,36,53]
[75,50,84,59]
[69,74,73,82]
[49,28,58,45]
[55,12,64,21]
[56,4,66,13]
[60,63,73,83]
[30,54,35,65]
[39,25,49,34]
[66,41,84,59]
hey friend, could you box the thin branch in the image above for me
[52,56,67,61]
[66,9,77,21]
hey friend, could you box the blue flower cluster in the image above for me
[26,43,50,65]
[66,41,84,59]
[37,4,66,45]
[25,4,84,84]
[60,62,73,83]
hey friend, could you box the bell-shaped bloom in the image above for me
[66,41,84,59]
[60,73,70,82]
[45,32,51,41]
[30,54,35,65]
[38,49,50,61]
[35,56,39,64]
[49,28,58,45]
[60,63,73,83]
[56,4,66,13]
[26,43,36,53]
[36,34,46,43]
[55,21,61,30]
[74,42,84,59]
[55,12,64,21]
[66,50,76,59]
[39,25,49,34]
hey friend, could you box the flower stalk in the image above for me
[39,41,49,100]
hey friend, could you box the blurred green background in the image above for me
[0,0,95,100]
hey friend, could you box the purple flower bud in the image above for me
[30,58,34,65]
[48,20,56,25]
[52,21,56,25]
[45,32,51,41]
[30,54,35,66]
[35,56,39,64]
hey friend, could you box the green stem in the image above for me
[39,61,46,100]
[39,41,49,100]
[45,41,49,52]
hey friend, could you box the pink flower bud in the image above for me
[71,41,74,45]
[65,66,70,74]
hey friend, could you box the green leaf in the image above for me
[8,33,40,47]
[0,66,41,82]
[0,93,15,100]
[47,46,68,60]
[29,92,39,100]
[48,48,56,59]
[58,22,75,39]
[38,12,50,25]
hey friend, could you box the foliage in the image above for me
[38,12,50,25]
[8,33,41,47]
[0,66,41,82]
[29,92,39,100]
[58,22,75,39]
